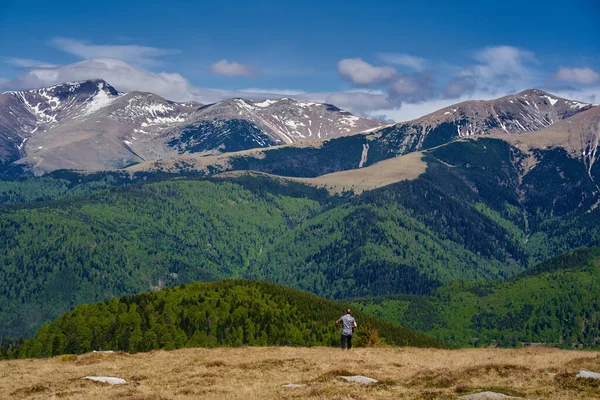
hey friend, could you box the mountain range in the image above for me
[1,80,597,178]
[0,80,382,174]
[1,79,600,351]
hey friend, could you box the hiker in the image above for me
[336,308,357,349]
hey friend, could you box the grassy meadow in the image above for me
[3,346,600,399]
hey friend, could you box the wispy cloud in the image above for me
[240,88,306,95]
[337,58,396,85]
[443,45,536,98]
[378,53,426,70]
[210,59,259,77]
[1,44,598,123]
[50,37,180,67]
[4,58,56,68]
[554,67,600,85]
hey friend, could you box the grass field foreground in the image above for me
[2,346,600,399]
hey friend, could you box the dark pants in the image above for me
[341,334,352,349]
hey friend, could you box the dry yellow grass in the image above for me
[215,151,427,195]
[2,346,600,399]
[296,152,427,194]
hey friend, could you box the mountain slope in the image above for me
[373,89,594,157]
[353,247,600,348]
[164,98,382,154]
[0,80,121,166]
[134,91,596,179]
[0,80,382,174]
[4,134,600,339]
[5,279,442,358]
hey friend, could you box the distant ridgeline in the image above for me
[2,280,442,358]
[353,247,600,348]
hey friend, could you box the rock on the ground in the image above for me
[83,376,127,385]
[577,370,600,379]
[339,375,378,384]
[457,392,522,399]
[282,383,306,388]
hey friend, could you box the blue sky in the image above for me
[1,0,598,120]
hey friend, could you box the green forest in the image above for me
[2,280,442,359]
[353,247,600,348]
[1,137,599,352]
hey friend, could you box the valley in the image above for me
[1,80,600,360]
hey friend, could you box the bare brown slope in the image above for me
[216,151,427,194]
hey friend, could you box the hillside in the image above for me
[353,247,600,348]
[2,346,600,399]
[4,280,441,359]
[2,135,600,339]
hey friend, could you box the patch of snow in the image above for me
[570,101,588,109]
[544,95,558,106]
[254,99,278,108]
[18,137,28,150]
[123,140,132,145]
[141,114,186,126]
[341,115,360,127]
[285,120,305,129]
[515,120,528,132]
[234,99,255,113]
[297,101,319,108]
[83,83,117,115]
[143,103,174,116]
[444,111,451,115]
[17,93,57,124]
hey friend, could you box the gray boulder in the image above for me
[339,375,378,384]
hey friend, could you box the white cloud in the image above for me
[2,46,597,124]
[0,58,301,105]
[447,45,536,97]
[316,92,392,114]
[210,59,258,77]
[444,76,476,98]
[2,58,197,101]
[390,75,422,96]
[549,86,600,105]
[472,46,534,80]
[240,88,306,95]
[367,91,499,122]
[378,53,426,70]
[554,67,600,85]
[4,58,57,68]
[337,58,397,86]
[50,37,180,67]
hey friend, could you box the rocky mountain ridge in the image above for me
[0,80,382,174]
[368,89,595,159]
